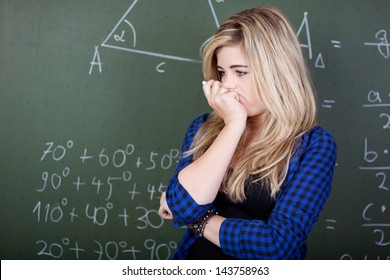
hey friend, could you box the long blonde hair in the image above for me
[188,6,317,202]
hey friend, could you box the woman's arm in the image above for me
[178,80,247,205]
[178,121,245,205]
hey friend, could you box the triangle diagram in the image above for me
[101,0,220,63]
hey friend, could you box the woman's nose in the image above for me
[221,74,236,91]
[222,83,236,92]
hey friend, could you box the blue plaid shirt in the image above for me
[166,114,337,259]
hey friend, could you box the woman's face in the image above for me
[216,45,265,120]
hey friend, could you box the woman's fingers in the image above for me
[203,80,230,106]
[159,192,173,220]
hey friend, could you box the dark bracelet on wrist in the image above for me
[188,209,218,238]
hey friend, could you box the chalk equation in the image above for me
[363,89,390,130]
[353,86,390,259]
[33,140,181,259]
[36,237,177,260]
[323,86,390,260]
[358,138,390,251]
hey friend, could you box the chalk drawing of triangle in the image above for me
[315,53,325,68]
[101,0,220,63]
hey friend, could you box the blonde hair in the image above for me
[188,6,317,202]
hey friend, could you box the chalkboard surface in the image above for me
[0,0,389,260]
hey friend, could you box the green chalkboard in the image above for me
[0,0,389,260]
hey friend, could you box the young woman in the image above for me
[159,6,337,259]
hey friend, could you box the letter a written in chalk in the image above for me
[89,45,103,75]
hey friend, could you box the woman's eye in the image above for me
[218,70,225,77]
[237,71,247,76]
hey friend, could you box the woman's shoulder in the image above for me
[297,125,337,157]
[304,125,336,146]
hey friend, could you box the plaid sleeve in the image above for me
[219,126,337,259]
[166,114,214,228]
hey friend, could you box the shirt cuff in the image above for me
[166,176,213,228]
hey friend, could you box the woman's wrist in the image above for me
[222,120,246,148]
[224,118,246,134]
[188,209,218,238]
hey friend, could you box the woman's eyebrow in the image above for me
[230,65,248,69]
[217,65,248,69]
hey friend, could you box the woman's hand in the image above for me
[159,192,173,220]
[202,80,247,126]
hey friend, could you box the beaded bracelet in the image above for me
[188,209,217,238]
